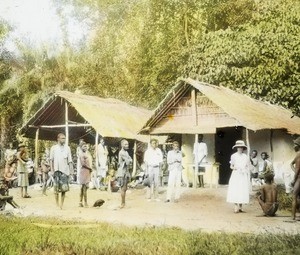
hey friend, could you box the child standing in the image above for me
[79,142,92,207]
[17,144,31,198]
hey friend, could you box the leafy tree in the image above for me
[184,0,300,115]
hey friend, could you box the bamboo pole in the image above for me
[191,89,197,126]
[270,129,274,160]
[246,128,250,157]
[194,134,199,188]
[29,124,92,129]
[132,140,137,177]
[34,128,39,173]
[95,132,99,171]
[65,102,69,145]
[191,89,198,188]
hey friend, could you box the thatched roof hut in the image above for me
[140,78,300,135]
[20,91,151,143]
[140,78,299,186]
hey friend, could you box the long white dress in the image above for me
[226,152,250,204]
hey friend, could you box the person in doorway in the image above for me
[250,150,259,186]
[291,137,300,220]
[257,172,278,216]
[16,143,31,198]
[259,152,274,181]
[144,139,163,201]
[97,137,109,188]
[193,134,208,187]
[250,150,259,178]
[165,141,183,203]
[226,140,250,213]
[116,139,132,208]
[79,142,92,207]
[50,133,73,209]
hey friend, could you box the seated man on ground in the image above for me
[257,172,278,216]
[0,177,19,211]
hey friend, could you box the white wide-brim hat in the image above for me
[232,140,247,149]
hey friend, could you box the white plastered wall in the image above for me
[247,129,295,184]
[181,133,216,186]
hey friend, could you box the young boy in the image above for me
[257,172,278,216]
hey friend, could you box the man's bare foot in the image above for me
[79,202,84,207]
[234,205,239,213]
[84,203,88,208]
[120,203,125,209]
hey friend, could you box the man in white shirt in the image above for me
[193,134,208,187]
[50,133,73,209]
[144,139,163,201]
[97,138,108,187]
[165,141,182,203]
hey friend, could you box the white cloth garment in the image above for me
[193,142,208,164]
[166,149,182,200]
[226,152,250,204]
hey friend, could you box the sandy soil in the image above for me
[5,184,300,234]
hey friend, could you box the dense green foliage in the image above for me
[184,0,300,114]
[0,0,299,146]
[0,216,300,255]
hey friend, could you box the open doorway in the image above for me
[215,127,243,184]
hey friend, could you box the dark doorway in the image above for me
[215,127,243,184]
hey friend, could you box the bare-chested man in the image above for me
[291,137,300,220]
[257,172,278,216]
[116,139,132,208]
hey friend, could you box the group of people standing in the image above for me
[227,137,300,220]
[1,132,300,221]
[226,140,278,215]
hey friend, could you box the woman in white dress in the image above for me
[226,140,250,213]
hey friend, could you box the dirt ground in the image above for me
[5,184,300,234]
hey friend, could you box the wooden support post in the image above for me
[194,133,199,188]
[270,129,274,160]
[65,102,69,145]
[246,128,250,157]
[132,140,137,177]
[95,132,99,170]
[191,89,198,188]
[191,89,198,126]
[34,128,39,173]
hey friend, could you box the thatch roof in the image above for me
[140,78,300,135]
[20,91,152,143]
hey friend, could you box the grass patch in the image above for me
[0,216,299,255]
[277,184,292,211]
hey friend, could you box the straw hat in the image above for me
[232,140,247,149]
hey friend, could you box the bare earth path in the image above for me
[7,184,300,234]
